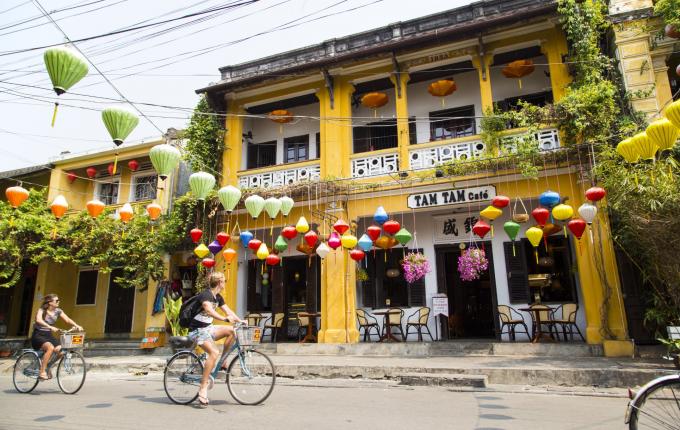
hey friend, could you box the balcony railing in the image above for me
[501,128,561,152]
[238,162,321,188]
[351,150,399,179]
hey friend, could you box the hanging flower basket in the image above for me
[356,267,369,282]
[458,248,489,282]
[401,252,431,284]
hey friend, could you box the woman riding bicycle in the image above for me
[31,294,83,380]
[188,272,243,406]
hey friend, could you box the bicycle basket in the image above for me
[236,326,261,346]
[60,332,85,348]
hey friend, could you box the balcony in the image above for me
[351,148,400,179]
[238,160,321,189]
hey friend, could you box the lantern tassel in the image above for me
[51,102,59,127]
[578,239,582,256]
[535,249,538,264]
[589,227,594,244]
[518,79,523,89]
[512,241,516,257]
[441,98,445,108]
[563,226,567,238]
[51,226,57,240]
[113,154,119,175]
[226,266,230,282]
[490,224,494,238]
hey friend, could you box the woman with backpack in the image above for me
[187,272,243,406]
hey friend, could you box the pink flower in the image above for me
[457,248,489,282]
[401,252,431,284]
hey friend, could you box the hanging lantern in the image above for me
[248,238,263,252]
[382,220,401,236]
[66,172,77,183]
[216,232,230,247]
[256,243,269,260]
[223,248,237,264]
[585,187,606,203]
[86,167,97,179]
[245,195,265,219]
[374,235,397,250]
[5,185,29,209]
[275,235,289,252]
[149,144,181,181]
[502,59,535,89]
[646,119,679,152]
[341,234,358,249]
[366,225,382,242]
[333,219,350,235]
[208,240,223,256]
[316,242,331,259]
[358,234,373,252]
[190,228,203,244]
[86,199,105,218]
[472,220,491,240]
[395,228,412,247]
[268,109,293,124]
[264,197,281,220]
[503,221,521,256]
[295,216,310,234]
[296,240,315,256]
[240,231,254,248]
[539,191,560,208]
[281,226,298,241]
[201,258,215,268]
[128,159,139,172]
[492,196,510,209]
[189,172,216,201]
[102,106,139,146]
[578,203,597,225]
[266,253,281,266]
[350,249,365,262]
[119,203,134,224]
[480,205,502,237]
[525,226,544,264]
[568,219,587,240]
[373,206,388,225]
[427,79,457,107]
[666,100,680,129]
[328,232,341,250]
[631,132,658,160]
[541,223,561,237]
[217,185,242,213]
[552,203,573,222]
[279,196,294,217]
[146,203,162,220]
[44,46,88,127]
[304,230,319,247]
[194,243,210,259]
[361,92,388,117]
[107,164,115,176]
[532,207,550,227]
[50,195,68,219]
[616,137,640,163]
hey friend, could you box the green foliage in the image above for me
[163,295,187,336]
[655,0,680,28]
[184,95,224,176]
[658,337,680,354]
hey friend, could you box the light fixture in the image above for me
[537,256,554,267]
[386,268,400,278]
[435,169,444,178]
[294,272,301,282]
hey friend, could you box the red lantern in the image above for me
[66,172,77,183]
[567,219,587,240]
[107,163,114,176]
[201,258,215,268]
[281,225,298,240]
[585,187,606,203]
[266,253,281,266]
[216,232,229,246]
[366,225,381,242]
[86,167,97,179]
[304,230,318,247]
[333,219,350,235]
[532,207,550,227]
[128,159,139,172]
[349,249,365,261]
[248,238,262,251]
[190,228,203,244]
[472,220,491,239]
[492,195,510,209]
[383,220,401,236]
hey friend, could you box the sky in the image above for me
[0,0,471,172]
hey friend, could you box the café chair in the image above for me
[381,308,405,341]
[245,312,264,327]
[262,312,285,342]
[551,303,585,341]
[296,313,313,342]
[405,307,434,341]
[497,305,530,341]
[529,304,560,341]
[356,309,381,342]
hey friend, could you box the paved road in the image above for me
[0,374,629,429]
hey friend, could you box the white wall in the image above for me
[490,55,552,102]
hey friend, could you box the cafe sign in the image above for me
[407,186,496,209]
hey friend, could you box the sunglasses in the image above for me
[53,299,60,303]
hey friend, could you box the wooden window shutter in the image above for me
[408,278,426,307]
[305,256,319,312]
[504,241,529,303]
[270,263,285,314]
[247,260,257,312]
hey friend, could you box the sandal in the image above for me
[197,394,209,406]
[38,373,49,381]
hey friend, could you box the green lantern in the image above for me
[44,46,89,127]
[189,172,216,200]
[279,196,294,217]
[503,221,521,256]
[264,197,282,220]
[245,195,265,219]
[102,106,139,146]
[395,228,412,247]
[149,144,181,181]
[217,185,241,213]
[275,235,288,252]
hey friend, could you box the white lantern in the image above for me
[578,203,597,225]
[315,242,331,259]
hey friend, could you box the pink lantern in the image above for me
[328,232,341,250]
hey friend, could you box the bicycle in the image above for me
[163,322,275,406]
[12,327,87,395]
[625,372,680,429]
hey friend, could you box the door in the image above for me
[104,269,135,334]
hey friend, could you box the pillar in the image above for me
[390,73,411,171]
[222,99,244,187]
[541,28,571,102]
[472,52,494,114]
[317,77,354,179]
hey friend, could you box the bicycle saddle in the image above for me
[168,336,193,348]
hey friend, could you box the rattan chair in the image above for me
[529,304,560,341]
[296,313,312,342]
[497,305,530,341]
[245,312,264,327]
[405,307,434,341]
[262,312,285,342]
[356,308,380,342]
[551,303,584,341]
[381,308,405,341]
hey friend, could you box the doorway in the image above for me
[435,243,498,339]
[104,269,135,335]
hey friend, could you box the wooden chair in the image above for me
[296,313,312,342]
[405,307,434,341]
[262,312,284,342]
[551,303,584,341]
[529,304,560,341]
[381,308,405,341]
[356,309,380,342]
[245,312,264,327]
[497,305,530,341]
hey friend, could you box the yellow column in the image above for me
[317,77,354,179]
[222,99,244,187]
[541,28,571,102]
[390,73,411,171]
[472,53,493,114]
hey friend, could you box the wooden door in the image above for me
[104,269,135,334]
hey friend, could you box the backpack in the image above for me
[178,295,202,329]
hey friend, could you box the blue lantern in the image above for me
[358,234,373,252]
[539,190,560,208]
[240,231,254,249]
[374,206,388,225]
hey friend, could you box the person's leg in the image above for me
[39,342,54,379]
[198,340,218,404]
[210,325,235,368]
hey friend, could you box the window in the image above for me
[247,141,277,169]
[96,180,119,205]
[362,249,426,308]
[284,135,309,163]
[502,91,553,111]
[429,106,476,141]
[353,120,398,153]
[131,173,157,202]
[315,132,320,159]
[76,269,98,305]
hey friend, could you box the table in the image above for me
[373,310,403,343]
[519,306,555,343]
[298,312,321,343]
[245,313,264,327]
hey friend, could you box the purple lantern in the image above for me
[207,239,223,256]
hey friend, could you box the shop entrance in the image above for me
[104,268,135,334]
[435,243,498,339]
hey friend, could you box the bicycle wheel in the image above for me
[164,351,203,405]
[629,377,680,430]
[57,351,87,394]
[226,348,276,405]
[13,351,40,393]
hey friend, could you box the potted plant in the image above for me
[163,295,188,352]
[401,251,431,284]
[457,247,489,282]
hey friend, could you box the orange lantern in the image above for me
[146,203,162,221]
[5,185,29,209]
[268,109,293,124]
[86,199,105,218]
[502,59,535,89]
[360,92,388,117]
[223,247,237,280]
[50,195,68,219]
[427,79,457,107]
[119,203,133,224]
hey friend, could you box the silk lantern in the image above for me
[279,196,294,217]
[86,167,97,179]
[316,242,330,259]
[480,205,502,237]
[427,79,457,107]
[128,159,139,172]
[333,219,350,235]
[395,228,412,247]
[541,223,561,237]
[256,243,269,260]
[551,204,574,237]
[341,234,358,249]
[245,195,265,219]
[585,187,606,203]
[666,100,680,129]
[146,203,162,221]
[373,206,388,225]
[102,106,139,175]
[281,226,298,240]
[525,226,544,264]
[568,218,587,255]
[502,59,535,88]
[539,191,560,209]
[107,163,115,176]
[248,238,262,252]
[149,144,181,180]
[67,172,77,183]
[383,220,401,236]
[266,253,280,266]
[86,199,105,218]
[194,243,210,259]
[5,185,29,209]
[328,232,341,250]
[189,172,216,201]
[44,46,88,126]
[304,230,319,247]
[646,118,679,152]
[472,220,491,240]
[295,216,310,234]
[240,231,254,248]
[358,234,373,252]
[350,249,365,262]
[578,203,597,225]
[217,185,241,213]
[366,225,382,242]
[223,248,237,264]
[264,197,281,220]
[492,195,510,209]
[50,195,68,219]
[268,109,293,124]
[275,235,289,253]
[201,258,215,268]
[631,132,658,160]
[190,228,203,244]
[119,203,134,223]
[374,235,397,250]
[532,207,550,227]
[296,241,314,255]
[216,232,229,247]
[616,137,639,164]
[361,92,388,117]
[503,221,521,256]
[207,240,223,256]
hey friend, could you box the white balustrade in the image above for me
[409,140,486,170]
[501,128,561,152]
[238,163,321,188]
[351,152,399,178]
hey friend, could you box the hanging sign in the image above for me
[433,213,482,244]
[407,186,496,209]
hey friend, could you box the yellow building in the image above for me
[194,0,633,354]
